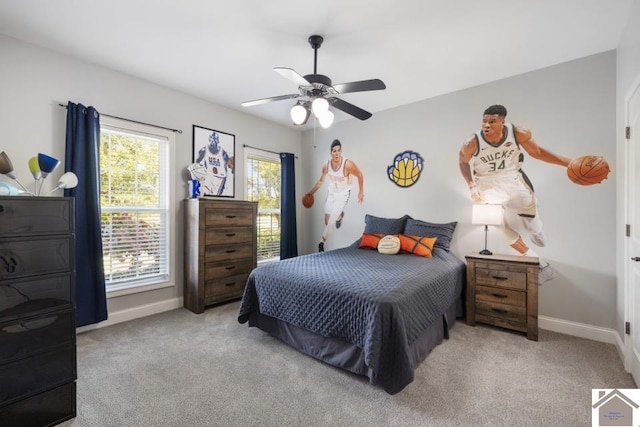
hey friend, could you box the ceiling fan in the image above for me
[241,35,386,127]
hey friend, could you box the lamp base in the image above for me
[479,249,493,255]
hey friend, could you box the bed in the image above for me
[237,215,465,394]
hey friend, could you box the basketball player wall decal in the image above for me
[387,150,424,188]
[305,139,365,253]
[192,125,235,197]
[458,104,611,285]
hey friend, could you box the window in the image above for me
[246,151,281,262]
[99,117,172,294]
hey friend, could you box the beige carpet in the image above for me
[59,300,635,427]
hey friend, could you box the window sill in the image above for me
[106,278,174,299]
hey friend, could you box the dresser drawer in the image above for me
[205,208,254,227]
[0,309,74,364]
[476,285,525,307]
[205,226,253,245]
[205,260,255,280]
[475,266,526,290]
[204,243,254,263]
[204,272,249,302]
[0,274,73,323]
[0,382,76,427]
[0,345,76,406]
[0,198,73,237]
[0,238,73,281]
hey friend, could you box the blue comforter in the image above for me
[238,246,465,394]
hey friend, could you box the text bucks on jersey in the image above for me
[473,123,523,176]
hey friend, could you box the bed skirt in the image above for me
[247,297,461,391]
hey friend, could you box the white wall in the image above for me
[0,35,302,325]
[302,51,617,330]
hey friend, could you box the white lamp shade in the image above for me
[56,171,79,190]
[311,97,329,116]
[318,110,334,128]
[290,103,309,125]
[472,204,503,225]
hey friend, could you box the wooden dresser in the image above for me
[0,196,76,426]
[184,198,257,314]
[465,253,539,341]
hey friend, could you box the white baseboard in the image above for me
[539,315,625,359]
[76,297,183,334]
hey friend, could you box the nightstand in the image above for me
[465,253,539,341]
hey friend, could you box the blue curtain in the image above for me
[280,152,298,259]
[64,101,108,327]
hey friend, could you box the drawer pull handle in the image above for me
[226,233,236,237]
[224,282,235,287]
[491,293,508,299]
[0,256,17,273]
[225,215,237,219]
[225,249,236,254]
[491,308,508,314]
[492,276,508,281]
[225,266,236,270]
[0,205,4,213]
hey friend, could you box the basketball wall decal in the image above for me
[302,193,314,208]
[567,155,610,185]
[387,150,424,188]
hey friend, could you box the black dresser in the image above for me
[0,196,76,426]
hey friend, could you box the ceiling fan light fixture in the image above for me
[290,102,309,125]
[318,109,334,128]
[311,97,329,116]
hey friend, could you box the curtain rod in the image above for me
[58,103,183,134]
[243,144,298,158]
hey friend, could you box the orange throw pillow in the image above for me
[359,233,384,249]
[398,234,437,258]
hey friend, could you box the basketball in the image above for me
[567,155,611,185]
[302,193,314,208]
[378,235,401,255]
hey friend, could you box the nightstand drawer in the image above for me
[476,300,526,324]
[476,285,525,307]
[475,267,526,290]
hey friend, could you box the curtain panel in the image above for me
[64,101,108,327]
[280,152,298,259]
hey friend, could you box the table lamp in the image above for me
[472,204,503,255]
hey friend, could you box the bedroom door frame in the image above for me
[625,76,640,386]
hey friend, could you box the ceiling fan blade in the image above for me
[274,67,312,87]
[331,98,373,120]
[241,94,300,107]
[333,79,386,94]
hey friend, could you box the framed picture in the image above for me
[192,125,235,197]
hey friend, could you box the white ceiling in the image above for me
[0,0,633,129]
